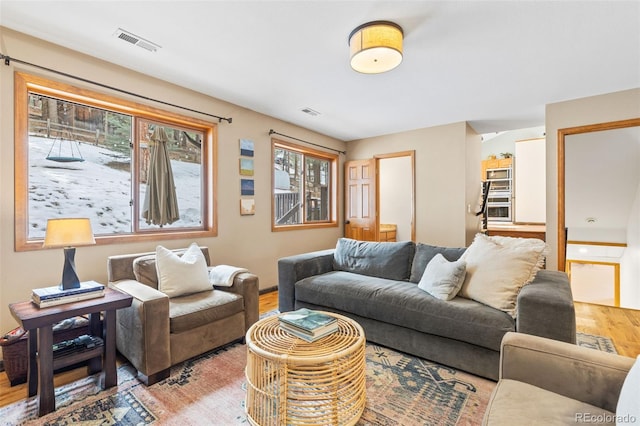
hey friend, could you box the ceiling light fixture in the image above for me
[349,21,403,74]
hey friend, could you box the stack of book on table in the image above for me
[279,308,339,342]
[32,281,105,308]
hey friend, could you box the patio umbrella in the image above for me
[142,127,180,226]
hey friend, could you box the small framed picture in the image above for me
[239,158,254,176]
[241,179,254,196]
[240,139,254,157]
[240,198,256,215]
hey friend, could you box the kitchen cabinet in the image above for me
[379,224,397,242]
[481,157,512,181]
[514,137,546,223]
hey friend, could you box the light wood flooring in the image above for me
[1,292,638,408]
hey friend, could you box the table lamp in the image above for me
[43,218,96,290]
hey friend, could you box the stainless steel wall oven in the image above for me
[485,167,513,221]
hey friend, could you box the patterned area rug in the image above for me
[0,333,616,426]
[576,332,618,354]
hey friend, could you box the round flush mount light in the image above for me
[349,21,403,74]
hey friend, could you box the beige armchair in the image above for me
[483,332,636,425]
[107,246,259,385]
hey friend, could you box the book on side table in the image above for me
[32,281,105,308]
[279,308,339,342]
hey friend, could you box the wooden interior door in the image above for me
[344,159,377,241]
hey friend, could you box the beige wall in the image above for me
[0,28,346,338]
[347,122,482,247]
[465,123,483,245]
[545,88,640,270]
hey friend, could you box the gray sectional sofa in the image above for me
[278,238,576,380]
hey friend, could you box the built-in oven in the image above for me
[484,166,513,222]
[487,202,512,222]
[485,168,512,192]
[487,191,510,204]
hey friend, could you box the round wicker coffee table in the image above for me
[245,311,366,426]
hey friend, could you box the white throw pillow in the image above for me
[418,253,467,301]
[616,355,640,424]
[459,233,546,317]
[155,243,211,298]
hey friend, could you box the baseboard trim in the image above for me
[259,286,277,295]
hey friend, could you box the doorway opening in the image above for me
[566,259,620,307]
[377,153,414,242]
[343,151,415,242]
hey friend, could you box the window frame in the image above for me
[14,72,217,251]
[271,138,338,231]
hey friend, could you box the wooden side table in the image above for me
[245,312,366,426]
[9,287,132,416]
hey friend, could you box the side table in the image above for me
[9,287,132,416]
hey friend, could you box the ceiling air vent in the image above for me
[301,107,321,117]
[114,28,160,52]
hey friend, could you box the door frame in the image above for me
[374,151,416,242]
[557,117,640,270]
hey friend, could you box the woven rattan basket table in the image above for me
[245,312,366,426]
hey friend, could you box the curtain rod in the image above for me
[1,53,233,124]
[269,129,346,155]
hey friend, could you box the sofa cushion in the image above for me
[295,271,514,351]
[459,233,546,317]
[156,243,211,298]
[169,290,244,334]
[409,243,466,283]
[483,379,614,425]
[333,238,414,281]
[418,253,467,301]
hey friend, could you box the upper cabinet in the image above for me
[481,157,512,180]
[514,138,546,223]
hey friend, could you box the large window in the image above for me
[15,72,217,250]
[272,139,338,230]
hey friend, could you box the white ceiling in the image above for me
[1,1,639,141]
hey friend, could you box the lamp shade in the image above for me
[43,218,95,248]
[349,21,403,74]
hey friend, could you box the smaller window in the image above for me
[272,139,338,231]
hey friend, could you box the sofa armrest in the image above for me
[108,280,171,378]
[215,272,259,331]
[277,249,335,312]
[516,270,576,344]
[500,332,634,412]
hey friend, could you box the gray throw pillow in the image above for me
[410,243,466,283]
[417,254,467,300]
[333,238,415,281]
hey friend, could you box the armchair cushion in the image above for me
[156,243,210,298]
[168,290,244,334]
[486,379,613,425]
